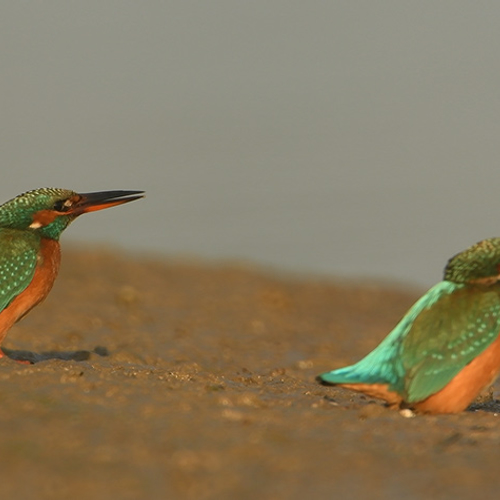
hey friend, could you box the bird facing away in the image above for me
[317,237,500,414]
[0,188,143,358]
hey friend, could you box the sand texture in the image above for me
[0,248,499,500]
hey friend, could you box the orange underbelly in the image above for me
[337,382,403,407]
[0,238,60,343]
[413,332,500,414]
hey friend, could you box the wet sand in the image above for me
[0,248,499,500]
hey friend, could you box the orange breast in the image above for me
[0,238,61,344]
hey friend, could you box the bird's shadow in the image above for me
[467,400,500,414]
[2,345,110,364]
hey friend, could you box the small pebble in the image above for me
[399,409,416,418]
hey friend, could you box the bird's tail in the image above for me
[316,365,373,385]
[316,352,398,387]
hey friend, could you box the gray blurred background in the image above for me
[1,2,499,288]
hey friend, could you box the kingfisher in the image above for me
[0,188,143,359]
[317,237,500,414]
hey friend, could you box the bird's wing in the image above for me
[318,282,457,388]
[0,230,39,312]
[401,285,500,403]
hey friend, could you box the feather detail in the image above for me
[0,231,60,344]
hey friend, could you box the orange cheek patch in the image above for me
[30,209,60,228]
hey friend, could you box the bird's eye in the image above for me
[53,199,73,212]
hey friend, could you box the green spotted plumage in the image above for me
[0,188,80,314]
[0,230,39,312]
[318,237,500,405]
[0,188,77,240]
[0,189,78,315]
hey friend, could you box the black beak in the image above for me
[73,190,144,214]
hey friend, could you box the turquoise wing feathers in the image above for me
[401,284,500,402]
[319,280,500,403]
[0,229,39,312]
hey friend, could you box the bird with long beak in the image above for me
[0,188,143,357]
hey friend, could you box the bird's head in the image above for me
[444,237,500,285]
[0,188,144,240]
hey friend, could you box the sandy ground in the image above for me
[0,248,499,500]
